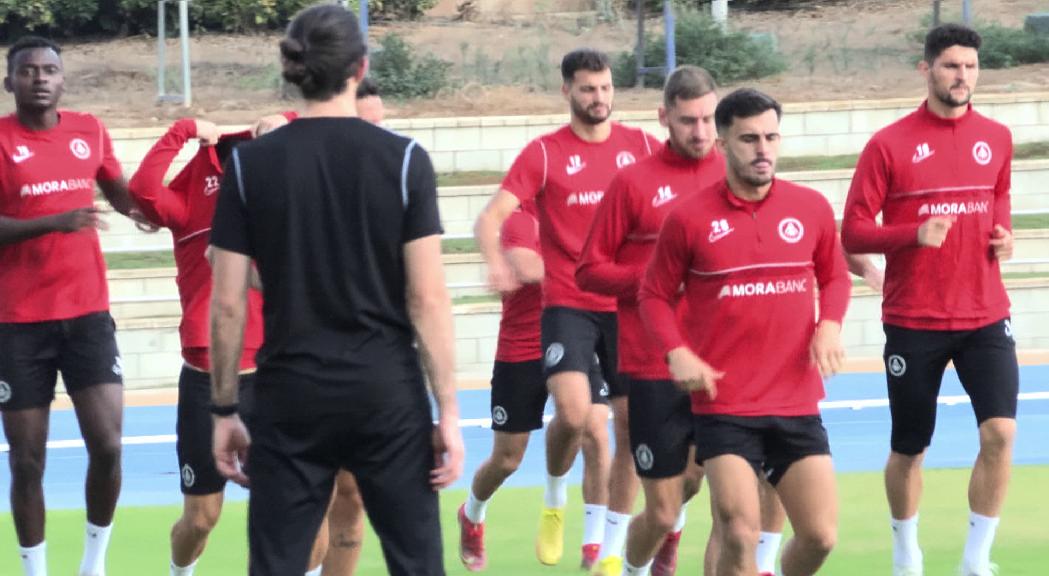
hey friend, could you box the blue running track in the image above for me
[1,366,1047,512]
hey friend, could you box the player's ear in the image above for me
[2,76,12,94]
[355,56,369,83]
[658,105,669,128]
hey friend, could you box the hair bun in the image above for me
[280,37,310,86]
[279,37,305,62]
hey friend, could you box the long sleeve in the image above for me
[576,172,640,297]
[993,135,1013,230]
[841,139,919,253]
[813,200,851,324]
[639,211,690,356]
[127,118,195,229]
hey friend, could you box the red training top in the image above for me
[841,102,1012,330]
[639,178,851,416]
[495,207,542,362]
[577,143,725,379]
[128,118,264,371]
[0,111,122,322]
[501,122,661,311]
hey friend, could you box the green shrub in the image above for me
[613,9,787,87]
[371,0,437,20]
[974,23,1049,69]
[370,33,453,98]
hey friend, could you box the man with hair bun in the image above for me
[209,5,463,575]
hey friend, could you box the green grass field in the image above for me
[2,466,1046,574]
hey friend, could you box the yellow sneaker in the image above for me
[592,555,623,576]
[535,507,565,565]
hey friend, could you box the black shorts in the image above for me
[541,306,617,389]
[176,366,256,495]
[247,377,442,576]
[608,372,631,399]
[628,379,694,479]
[0,311,123,411]
[490,356,608,432]
[693,414,830,486]
[883,318,1019,456]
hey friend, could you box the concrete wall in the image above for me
[109,93,1049,176]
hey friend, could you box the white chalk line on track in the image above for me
[3,392,1048,453]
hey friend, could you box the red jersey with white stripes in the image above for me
[577,143,725,379]
[842,102,1011,330]
[496,207,542,362]
[639,178,851,416]
[128,118,263,370]
[502,122,661,311]
[0,111,122,322]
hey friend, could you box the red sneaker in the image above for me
[580,543,600,570]
[458,504,487,571]
[651,530,682,576]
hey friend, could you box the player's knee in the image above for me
[9,451,46,484]
[718,515,759,554]
[492,447,525,475]
[796,524,837,558]
[88,437,122,471]
[644,501,680,534]
[978,418,1016,455]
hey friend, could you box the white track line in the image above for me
[3,392,1048,453]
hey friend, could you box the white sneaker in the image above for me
[893,566,923,576]
[959,563,999,576]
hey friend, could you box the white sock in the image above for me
[544,472,569,509]
[19,541,47,576]
[891,514,923,568]
[599,510,630,559]
[170,560,196,576]
[756,531,783,574]
[465,489,489,524]
[962,512,1000,569]
[304,566,322,576]
[672,506,687,533]
[583,504,607,546]
[80,521,113,576]
[623,558,652,575]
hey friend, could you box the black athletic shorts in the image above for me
[541,306,617,388]
[176,366,256,495]
[247,377,442,576]
[490,356,608,432]
[0,311,123,411]
[693,414,831,486]
[608,372,631,398]
[883,318,1019,456]
[628,378,694,479]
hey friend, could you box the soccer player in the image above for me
[0,36,139,576]
[576,65,724,576]
[841,24,1017,576]
[128,115,331,576]
[640,88,851,576]
[474,47,661,567]
[457,204,611,571]
[209,5,463,576]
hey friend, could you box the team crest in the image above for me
[615,151,636,169]
[492,405,508,426]
[635,444,654,471]
[777,218,804,244]
[0,381,11,404]
[972,141,992,166]
[545,343,565,368]
[181,464,196,488]
[887,355,906,377]
[70,138,92,160]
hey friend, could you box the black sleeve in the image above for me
[210,148,253,256]
[402,142,444,243]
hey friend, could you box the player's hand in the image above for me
[213,414,251,487]
[990,224,1013,261]
[810,320,845,378]
[917,216,954,248]
[861,264,884,293]
[431,415,464,490]
[194,119,221,147]
[129,208,160,233]
[667,346,723,398]
[50,207,107,233]
[251,114,290,137]
[487,258,522,294]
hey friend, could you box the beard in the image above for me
[933,81,972,108]
[570,98,611,125]
[728,154,774,188]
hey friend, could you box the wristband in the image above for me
[209,402,239,416]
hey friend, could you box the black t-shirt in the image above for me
[210,118,442,415]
